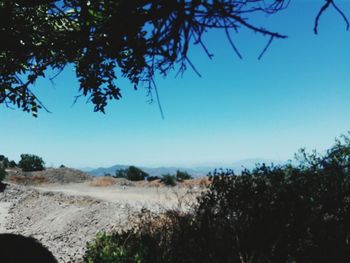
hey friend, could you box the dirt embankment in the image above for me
[0,168,205,262]
[6,167,92,185]
[0,182,200,262]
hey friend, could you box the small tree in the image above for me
[115,169,128,179]
[18,154,45,172]
[8,160,17,168]
[0,166,6,183]
[126,166,149,181]
[0,155,9,169]
[176,170,193,181]
[161,174,177,186]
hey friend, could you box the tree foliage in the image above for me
[161,174,177,186]
[18,154,45,172]
[0,154,9,169]
[115,166,149,181]
[1,0,348,116]
[0,166,6,182]
[175,170,192,181]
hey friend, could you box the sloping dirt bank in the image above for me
[0,183,199,262]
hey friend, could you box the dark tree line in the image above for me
[85,133,350,262]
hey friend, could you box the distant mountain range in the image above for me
[86,158,284,177]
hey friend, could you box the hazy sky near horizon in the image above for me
[1,1,350,168]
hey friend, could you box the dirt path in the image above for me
[32,183,197,209]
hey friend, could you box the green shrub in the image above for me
[0,155,9,169]
[161,174,176,186]
[18,154,45,172]
[84,211,196,263]
[115,168,128,178]
[0,166,6,182]
[115,166,149,181]
[175,170,192,181]
[126,166,149,181]
[84,232,146,263]
[8,160,17,168]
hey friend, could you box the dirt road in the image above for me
[32,183,198,209]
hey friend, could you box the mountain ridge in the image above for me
[86,158,283,177]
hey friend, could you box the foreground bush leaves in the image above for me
[85,134,350,263]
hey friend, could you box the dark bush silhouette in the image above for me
[161,174,177,186]
[0,166,6,183]
[175,170,193,181]
[8,161,16,168]
[85,134,350,263]
[18,154,45,172]
[0,233,57,263]
[114,166,148,181]
[0,155,9,169]
[114,168,128,179]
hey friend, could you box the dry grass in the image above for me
[7,175,26,184]
[8,175,49,185]
[90,176,118,187]
[180,177,210,188]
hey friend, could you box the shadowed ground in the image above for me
[0,233,57,263]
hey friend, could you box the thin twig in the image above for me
[258,36,274,60]
[224,27,243,59]
[185,57,202,77]
[151,77,165,120]
[314,0,332,34]
[331,1,350,31]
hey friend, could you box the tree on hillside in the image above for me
[0,155,9,167]
[0,165,6,183]
[126,166,149,181]
[18,154,45,172]
[114,166,149,181]
[1,0,348,116]
[175,170,192,181]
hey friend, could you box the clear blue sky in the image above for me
[1,1,350,168]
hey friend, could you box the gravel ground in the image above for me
[0,183,199,262]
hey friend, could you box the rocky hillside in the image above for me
[6,167,92,185]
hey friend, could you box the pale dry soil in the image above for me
[0,182,199,263]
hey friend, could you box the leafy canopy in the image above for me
[18,154,45,172]
[1,0,348,116]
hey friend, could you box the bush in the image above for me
[114,168,128,178]
[84,232,147,263]
[84,211,196,263]
[175,170,192,181]
[18,154,45,172]
[0,166,6,182]
[0,155,9,169]
[8,160,17,168]
[115,166,149,181]
[161,174,177,186]
[85,134,350,263]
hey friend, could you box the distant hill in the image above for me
[86,158,284,177]
[87,165,205,177]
